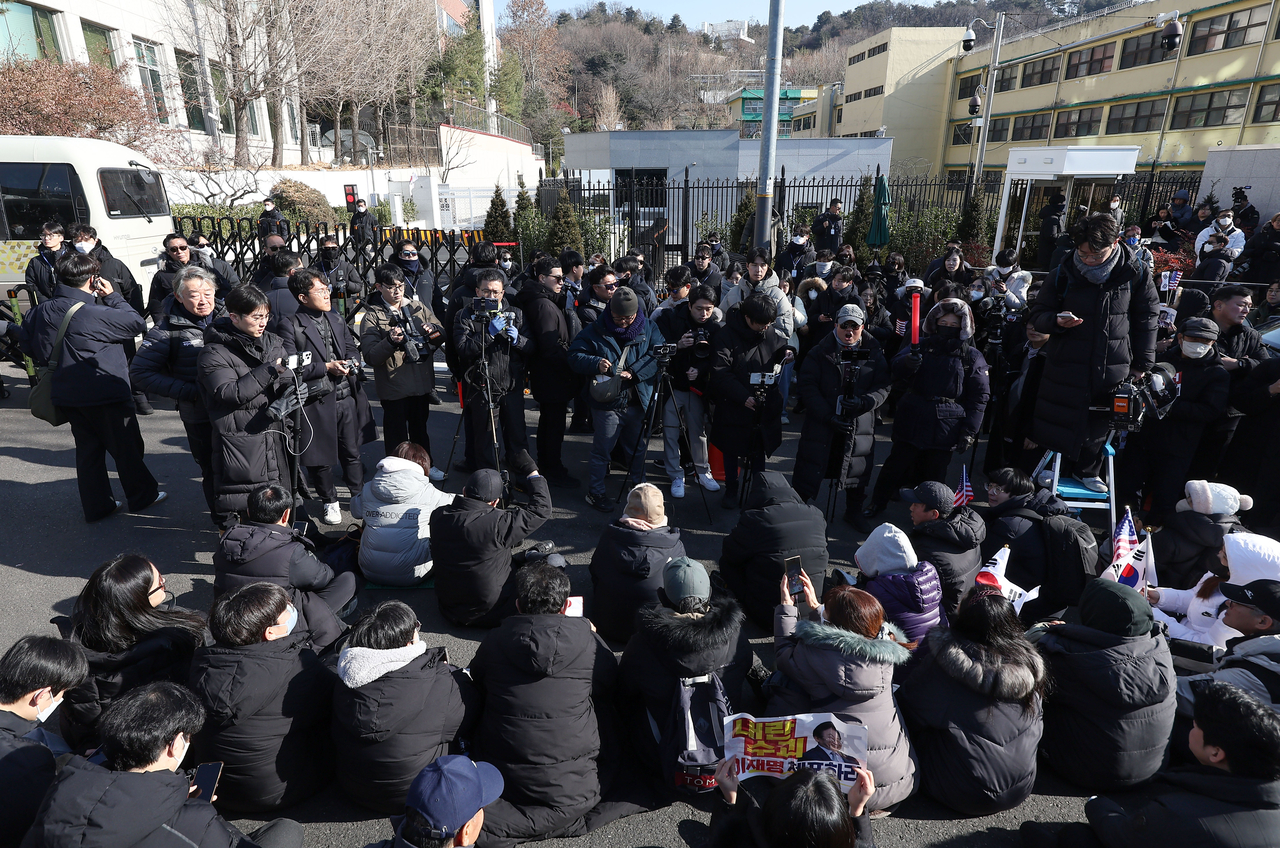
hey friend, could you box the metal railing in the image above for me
[449,100,534,146]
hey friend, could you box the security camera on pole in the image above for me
[961,14,1005,202]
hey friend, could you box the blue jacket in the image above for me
[567,312,664,410]
[22,284,145,407]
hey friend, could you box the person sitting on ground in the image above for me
[58,554,207,753]
[1153,481,1253,592]
[1189,233,1235,288]
[1022,681,1280,848]
[900,481,987,617]
[855,523,946,644]
[720,471,830,631]
[0,635,88,847]
[769,577,918,811]
[188,582,334,813]
[897,589,1046,817]
[588,483,686,643]
[350,441,453,587]
[23,682,305,848]
[1027,580,1176,792]
[368,756,505,848]
[709,762,876,848]
[468,564,619,846]
[332,601,479,814]
[430,464,554,628]
[213,485,357,650]
[617,557,752,787]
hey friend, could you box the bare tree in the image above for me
[437,126,477,183]
[594,82,622,130]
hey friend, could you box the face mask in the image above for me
[357,206,366,213]
[281,603,298,636]
[36,692,62,723]
[194,245,214,258]
[1181,340,1212,359]
[500,260,512,270]
[807,289,818,300]
[935,325,962,341]
[792,236,806,245]
[816,262,833,275]
[320,247,339,261]
[997,265,1013,275]
[73,240,94,254]
[1125,236,1138,246]
[1110,201,1120,210]
[1219,218,1231,228]
[1203,243,1216,254]
[970,290,984,302]
[263,204,274,212]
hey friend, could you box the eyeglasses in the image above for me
[985,483,1008,494]
[1227,599,1264,614]
[167,245,189,253]
[400,251,418,258]
[378,283,405,292]
[148,575,167,597]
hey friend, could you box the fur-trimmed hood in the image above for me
[926,627,1045,701]
[794,619,912,665]
[636,594,744,657]
[797,277,827,304]
[923,298,977,340]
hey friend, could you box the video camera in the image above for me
[653,343,678,364]
[390,310,442,363]
[1110,362,1178,432]
[471,297,503,316]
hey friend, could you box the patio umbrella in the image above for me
[865,174,891,258]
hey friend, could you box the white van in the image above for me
[0,136,172,296]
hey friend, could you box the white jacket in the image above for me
[1154,533,1280,647]
[1194,222,1246,259]
[350,456,453,586]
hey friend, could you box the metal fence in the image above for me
[450,100,534,146]
[382,124,442,169]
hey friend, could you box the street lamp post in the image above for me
[962,13,1005,198]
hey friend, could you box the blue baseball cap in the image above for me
[405,756,504,839]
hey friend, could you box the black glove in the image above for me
[902,353,922,374]
[954,434,976,453]
[830,415,855,434]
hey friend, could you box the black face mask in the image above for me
[935,325,962,341]
[320,247,339,261]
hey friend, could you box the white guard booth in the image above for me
[994,146,1142,255]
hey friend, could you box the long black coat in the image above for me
[197,320,292,520]
[980,489,1070,594]
[908,508,987,617]
[791,331,890,502]
[1223,357,1280,527]
[720,472,830,630]
[131,301,226,423]
[1152,510,1246,591]
[891,335,990,451]
[1035,622,1175,791]
[188,633,334,813]
[588,521,686,643]
[332,645,479,813]
[517,282,582,404]
[709,309,788,459]
[1029,244,1159,458]
[0,710,57,848]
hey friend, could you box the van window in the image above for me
[99,168,169,219]
[0,162,78,239]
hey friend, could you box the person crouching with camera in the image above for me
[453,269,534,476]
[361,265,445,476]
[710,293,794,508]
[791,303,890,530]
[654,283,724,499]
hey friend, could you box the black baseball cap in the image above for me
[1220,579,1280,620]
[900,481,954,516]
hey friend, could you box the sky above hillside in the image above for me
[495,0,848,34]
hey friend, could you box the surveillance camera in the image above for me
[962,28,976,51]
[1160,19,1182,51]
[968,95,982,117]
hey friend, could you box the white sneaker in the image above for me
[1082,476,1109,493]
[320,502,342,525]
[671,477,686,499]
[429,466,445,482]
[697,471,721,492]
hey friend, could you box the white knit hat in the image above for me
[1176,480,1253,516]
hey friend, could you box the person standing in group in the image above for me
[350,197,377,254]
[257,197,287,240]
[21,252,164,522]
[721,248,795,344]
[310,233,362,298]
[146,232,238,320]
[812,198,844,255]
[24,221,70,300]
[654,283,723,499]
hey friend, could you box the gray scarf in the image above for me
[1072,243,1123,285]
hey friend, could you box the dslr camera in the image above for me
[692,326,713,359]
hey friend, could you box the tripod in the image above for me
[736,379,776,509]
[462,311,509,504]
[616,357,714,525]
[824,350,867,523]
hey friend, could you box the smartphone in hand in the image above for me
[785,556,804,597]
[191,762,222,802]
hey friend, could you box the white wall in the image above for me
[436,124,546,189]
[1203,145,1280,225]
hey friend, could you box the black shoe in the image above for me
[846,508,875,534]
[863,503,886,519]
[524,540,556,558]
[721,486,739,510]
[453,460,475,475]
[547,469,580,489]
[585,492,614,513]
[134,395,155,415]
[424,388,443,406]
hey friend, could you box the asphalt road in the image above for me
[0,358,1095,848]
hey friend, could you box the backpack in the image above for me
[1009,508,1100,610]
[648,671,730,794]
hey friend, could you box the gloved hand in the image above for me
[488,314,505,337]
[266,381,308,421]
[902,353,923,374]
[955,434,975,453]
[829,415,855,434]
[504,324,519,343]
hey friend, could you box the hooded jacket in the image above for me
[332,642,478,813]
[720,472,830,630]
[146,252,238,321]
[1153,509,1246,591]
[0,710,58,848]
[20,758,253,848]
[709,308,789,459]
[1189,248,1235,286]
[1155,533,1280,647]
[588,520,686,643]
[719,268,795,343]
[890,301,990,450]
[1169,191,1197,229]
[1195,221,1247,258]
[909,507,987,617]
[980,489,1071,594]
[897,627,1046,816]
[855,524,946,643]
[131,301,227,423]
[188,632,334,812]
[350,457,453,586]
[770,607,918,808]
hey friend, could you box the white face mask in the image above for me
[281,603,298,636]
[73,240,95,254]
[263,204,274,212]
[500,260,512,270]
[36,691,62,723]
[807,289,818,300]
[194,245,213,258]
[997,265,1013,275]
[1219,218,1232,228]
[1203,243,1216,253]
[1181,340,1212,359]
[792,236,806,245]
[1110,201,1120,210]
[357,206,366,213]
[815,262,833,275]
[970,289,984,302]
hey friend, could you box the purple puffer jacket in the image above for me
[863,562,947,644]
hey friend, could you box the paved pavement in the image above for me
[0,358,1095,847]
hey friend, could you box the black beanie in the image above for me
[1080,579,1153,637]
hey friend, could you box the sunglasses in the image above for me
[167,245,189,253]
[599,281,619,289]
[546,274,564,282]
[839,322,860,330]
[400,251,418,258]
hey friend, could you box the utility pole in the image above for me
[753,0,785,255]
[971,12,1005,196]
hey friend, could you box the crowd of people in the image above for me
[4,188,1280,848]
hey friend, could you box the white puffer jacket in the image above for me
[1154,533,1280,647]
[350,456,453,586]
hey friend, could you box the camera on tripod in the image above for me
[1110,362,1178,432]
[653,343,678,364]
[839,348,871,364]
[472,297,503,316]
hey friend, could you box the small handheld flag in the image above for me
[895,318,908,336]
[1100,508,1140,582]
[954,466,974,507]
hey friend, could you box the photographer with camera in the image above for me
[453,270,533,475]
[791,303,890,529]
[1239,213,1280,290]
[710,294,793,508]
[654,283,724,498]
[310,233,362,298]
[361,265,445,470]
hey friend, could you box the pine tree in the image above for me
[484,184,513,244]
[545,190,583,255]
[842,175,875,266]
[956,193,985,244]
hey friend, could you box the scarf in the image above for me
[396,257,421,275]
[1072,242,1123,285]
[604,307,647,343]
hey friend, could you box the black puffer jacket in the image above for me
[791,332,890,502]
[332,644,479,814]
[86,242,143,316]
[588,521,686,643]
[1029,244,1159,458]
[146,254,237,320]
[1224,357,1280,527]
[1153,510,1246,591]
[0,710,56,848]
[1188,249,1234,287]
[24,246,66,301]
[309,256,363,296]
[1239,224,1280,284]
[897,627,1045,817]
[131,302,227,423]
[891,334,990,450]
[617,595,752,779]
[188,632,334,813]
[980,490,1071,593]
[21,758,253,848]
[909,508,987,617]
[516,282,582,405]
[452,300,529,397]
[709,309,788,459]
[470,614,617,817]
[197,320,292,521]
[212,522,347,650]
[1216,321,1271,386]
[721,472,830,630]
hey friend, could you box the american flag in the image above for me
[1101,508,1140,582]
[895,318,908,335]
[954,466,974,507]
[1161,270,1182,292]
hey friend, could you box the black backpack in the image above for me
[648,672,731,794]
[1009,508,1100,612]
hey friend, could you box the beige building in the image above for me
[940,0,1280,180]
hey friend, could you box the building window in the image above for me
[867,43,887,57]
[1054,107,1103,137]
[958,74,981,100]
[175,52,207,134]
[848,51,865,65]
[1256,84,1280,124]
[1012,112,1051,140]
[995,67,1017,92]
[1106,98,1167,134]
[81,22,114,68]
[1189,6,1268,55]
[845,91,862,103]
[951,123,974,145]
[210,63,235,134]
[0,2,61,61]
[133,40,167,124]
[836,107,842,122]
[1021,56,1059,88]
[1119,31,1171,69]
[988,117,1009,142]
[946,170,968,190]
[859,130,879,137]
[1171,88,1249,128]
[864,85,883,98]
[1066,43,1114,79]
